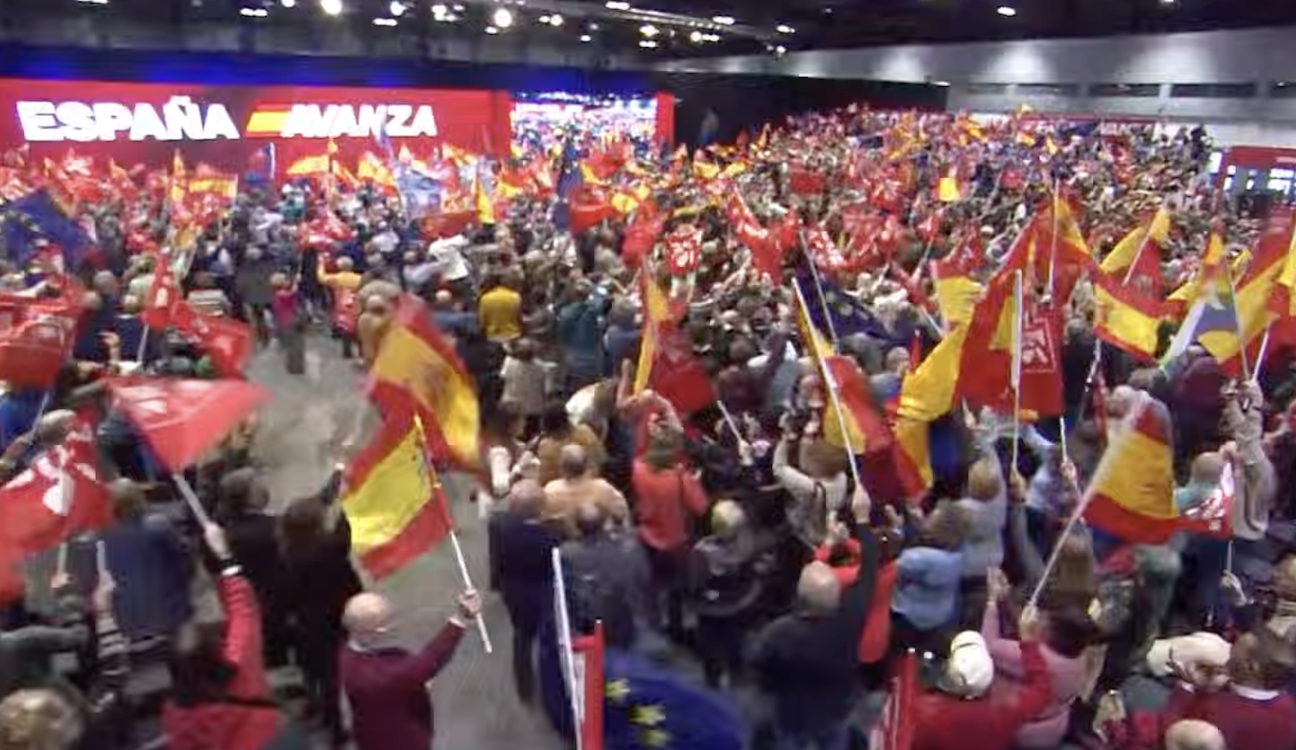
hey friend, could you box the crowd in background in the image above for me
[0,106,1295,750]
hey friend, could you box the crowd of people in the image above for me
[0,103,1295,750]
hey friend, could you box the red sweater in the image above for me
[910,643,1054,750]
[340,621,466,750]
[631,460,708,552]
[814,539,898,664]
[1159,684,1296,750]
[162,574,281,750]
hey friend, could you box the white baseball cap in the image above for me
[947,631,995,697]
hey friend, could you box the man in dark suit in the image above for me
[489,481,563,704]
[340,588,481,750]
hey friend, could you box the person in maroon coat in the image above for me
[909,613,1055,750]
[339,588,482,750]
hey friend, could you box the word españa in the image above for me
[16,98,440,142]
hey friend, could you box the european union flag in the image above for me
[0,188,93,267]
[794,268,892,345]
[602,650,744,750]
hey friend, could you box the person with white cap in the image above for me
[909,608,1055,750]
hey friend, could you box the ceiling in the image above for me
[7,0,1296,59]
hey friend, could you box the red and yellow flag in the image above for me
[634,272,670,395]
[368,296,481,470]
[1083,395,1177,543]
[342,410,453,579]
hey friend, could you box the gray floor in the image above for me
[246,334,565,750]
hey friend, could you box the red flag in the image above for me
[1017,298,1065,417]
[665,225,703,277]
[646,326,714,416]
[141,257,183,330]
[0,416,110,592]
[825,355,893,454]
[109,378,268,472]
[0,296,79,388]
[174,312,254,377]
[870,650,917,750]
[1180,462,1235,539]
[788,167,826,196]
[622,212,666,269]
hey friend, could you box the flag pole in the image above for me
[799,240,842,348]
[1251,320,1274,384]
[1046,181,1061,298]
[715,399,745,445]
[447,526,493,654]
[172,473,213,527]
[1011,270,1025,474]
[793,280,865,491]
[551,548,584,750]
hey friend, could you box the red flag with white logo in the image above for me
[0,415,109,562]
[108,377,268,472]
[1181,462,1235,539]
[665,225,703,277]
[869,651,918,750]
[174,312,254,377]
[0,295,79,388]
[141,256,184,330]
[1017,296,1065,417]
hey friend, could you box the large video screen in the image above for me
[0,79,513,170]
[511,92,668,156]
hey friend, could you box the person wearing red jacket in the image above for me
[909,614,1054,750]
[162,523,308,750]
[339,586,482,750]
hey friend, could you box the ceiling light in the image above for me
[431,2,446,12]
[640,23,658,36]
[373,16,396,25]
[774,44,786,55]
[588,22,599,29]
[1160,0,1176,4]
[549,13,562,25]
[75,0,109,4]
[485,25,498,34]
[492,6,513,27]
[689,29,702,42]
[580,33,592,42]
[932,80,951,87]
[703,32,720,41]
[712,15,734,25]
[776,24,794,34]
[240,6,268,15]
[996,5,1017,16]
[452,3,463,9]
[538,14,549,22]
[605,1,629,9]
[389,1,405,16]
[281,0,296,6]
[639,39,658,48]
[320,0,342,14]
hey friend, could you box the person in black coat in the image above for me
[750,487,878,750]
[488,482,564,704]
[279,469,361,749]
[217,468,292,668]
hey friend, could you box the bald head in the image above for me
[507,479,544,515]
[342,592,395,646]
[1108,385,1139,421]
[798,561,842,615]
[559,443,589,480]
[1164,720,1226,750]
[711,500,746,535]
[1190,452,1225,487]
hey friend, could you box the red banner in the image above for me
[0,79,513,169]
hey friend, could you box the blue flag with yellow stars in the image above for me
[794,267,893,346]
[0,188,93,267]
[602,650,744,750]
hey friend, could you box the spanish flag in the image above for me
[473,171,495,225]
[634,273,670,394]
[1083,394,1178,544]
[342,410,452,579]
[1100,208,1170,295]
[368,296,481,470]
[899,323,970,422]
[1092,274,1164,361]
[169,150,187,206]
[285,154,330,177]
[1167,233,1228,313]
[1200,239,1284,376]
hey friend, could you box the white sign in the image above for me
[17,97,241,143]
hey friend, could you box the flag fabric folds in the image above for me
[601,649,745,750]
[0,294,80,388]
[0,188,94,267]
[1162,256,1239,366]
[109,377,269,472]
[793,269,891,343]
[367,295,482,469]
[1092,275,1164,361]
[635,272,714,415]
[1083,394,1179,544]
[1100,207,1170,295]
[342,411,453,580]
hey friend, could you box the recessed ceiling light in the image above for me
[932,80,951,87]
[281,0,296,7]
[605,0,629,9]
[640,23,658,36]
[639,39,658,48]
[580,33,592,42]
[372,16,396,25]
[774,44,786,55]
[996,5,1017,16]
[689,29,702,42]
[492,6,513,27]
[538,14,549,22]
[431,2,446,13]
[485,24,498,34]
[550,13,563,25]
[320,0,341,14]
[75,0,110,4]
[389,1,405,16]
[588,22,599,29]
[452,3,463,10]
[240,6,268,16]
[776,24,794,34]
[712,15,734,25]
[1160,0,1176,4]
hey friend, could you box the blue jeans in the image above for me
[773,724,850,750]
